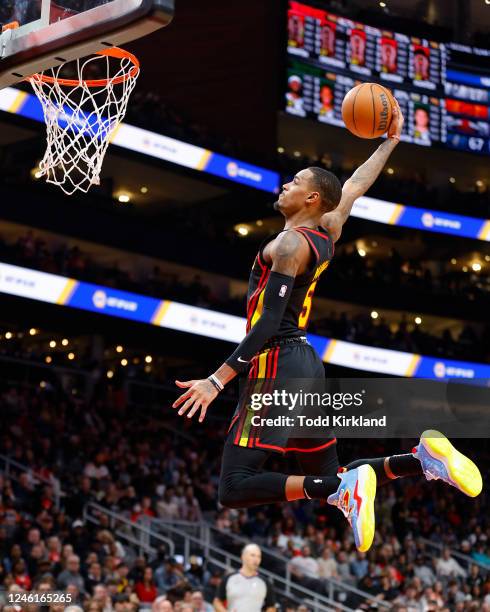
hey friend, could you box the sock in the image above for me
[303,475,340,500]
[344,454,422,487]
[388,453,423,479]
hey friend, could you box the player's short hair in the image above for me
[307,167,342,212]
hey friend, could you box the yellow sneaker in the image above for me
[413,430,483,498]
[327,464,377,552]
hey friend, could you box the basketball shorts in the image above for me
[226,337,337,454]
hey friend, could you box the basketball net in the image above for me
[29,48,140,196]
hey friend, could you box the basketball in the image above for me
[342,83,394,139]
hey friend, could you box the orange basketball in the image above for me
[341,83,394,139]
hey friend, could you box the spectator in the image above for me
[152,597,174,611]
[436,548,467,579]
[350,550,368,581]
[317,547,338,579]
[57,555,85,593]
[190,590,213,612]
[288,545,320,579]
[135,566,158,604]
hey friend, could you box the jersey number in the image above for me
[298,280,317,329]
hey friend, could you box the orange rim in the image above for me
[30,47,140,88]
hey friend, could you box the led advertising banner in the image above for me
[1,262,489,380]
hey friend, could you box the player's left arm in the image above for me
[321,98,404,243]
[173,231,308,423]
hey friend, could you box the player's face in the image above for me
[321,87,332,105]
[322,26,334,52]
[415,53,429,78]
[382,45,395,68]
[351,34,365,60]
[288,16,297,39]
[290,80,301,94]
[415,109,429,129]
[274,169,315,215]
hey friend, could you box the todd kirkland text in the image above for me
[251,414,387,428]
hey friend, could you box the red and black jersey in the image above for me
[246,226,334,338]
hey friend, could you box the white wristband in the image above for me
[208,374,224,392]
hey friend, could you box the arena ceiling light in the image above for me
[235,225,250,237]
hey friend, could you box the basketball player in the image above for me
[173,101,482,553]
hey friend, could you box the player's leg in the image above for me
[218,435,340,509]
[342,453,422,486]
[292,443,376,554]
[218,437,287,508]
[339,431,482,497]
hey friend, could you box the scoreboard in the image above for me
[286,1,490,155]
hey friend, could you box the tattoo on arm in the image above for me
[336,138,397,225]
[271,230,306,277]
[349,139,397,194]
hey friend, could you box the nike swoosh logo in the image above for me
[237,357,249,363]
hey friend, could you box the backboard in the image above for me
[0,0,174,88]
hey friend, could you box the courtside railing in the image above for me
[85,502,378,611]
[148,515,391,610]
[418,537,490,572]
[0,453,63,510]
[83,502,175,558]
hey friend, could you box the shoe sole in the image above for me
[421,430,482,498]
[355,464,377,552]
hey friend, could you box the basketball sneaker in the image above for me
[413,430,482,498]
[327,464,377,552]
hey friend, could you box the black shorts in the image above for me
[226,338,337,454]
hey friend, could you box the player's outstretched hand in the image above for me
[173,378,218,423]
[388,97,404,141]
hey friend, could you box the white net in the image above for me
[29,48,140,196]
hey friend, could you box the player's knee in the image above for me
[218,478,244,509]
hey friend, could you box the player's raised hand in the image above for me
[173,378,218,423]
[388,97,404,141]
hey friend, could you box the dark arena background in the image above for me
[0,1,489,611]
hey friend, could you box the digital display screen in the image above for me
[286,1,490,155]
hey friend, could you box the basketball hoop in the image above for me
[29,47,140,195]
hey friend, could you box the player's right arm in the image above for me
[320,99,404,242]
